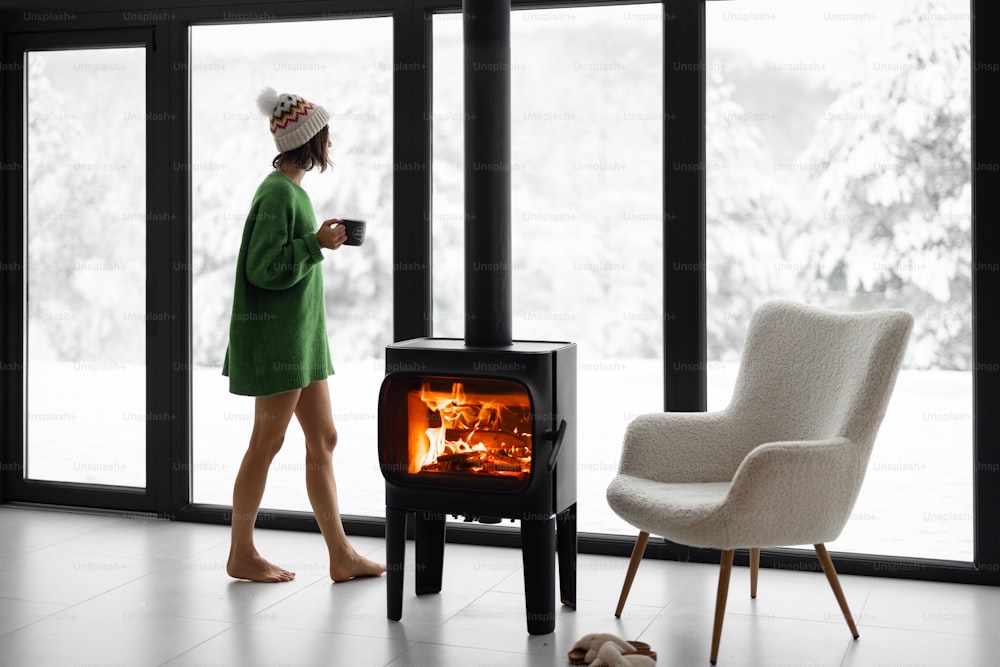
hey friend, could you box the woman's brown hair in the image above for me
[272,125,331,173]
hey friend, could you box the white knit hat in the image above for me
[257,87,330,152]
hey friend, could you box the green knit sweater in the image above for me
[222,170,334,396]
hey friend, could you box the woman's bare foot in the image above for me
[227,550,296,583]
[329,547,386,583]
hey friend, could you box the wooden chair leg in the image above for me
[749,548,760,599]
[615,531,649,617]
[814,544,860,639]
[710,549,735,665]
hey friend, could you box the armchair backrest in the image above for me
[728,300,913,464]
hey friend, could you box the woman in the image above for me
[222,88,384,583]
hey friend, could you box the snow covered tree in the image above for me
[705,67,794,360]
[798,1,971,369]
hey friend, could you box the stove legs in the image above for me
[521,502,577,634]
[386,507,406,621]
[415,512,446,594]
[387,508,445,623]
[521,515,557,634]
[557,502,578,609]
[384,506,577,635]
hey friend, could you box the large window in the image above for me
[1,0,995,587]
[24,47,146,487]
[432,5,663,534]
[189,18,393,515]
[705,0,972,560]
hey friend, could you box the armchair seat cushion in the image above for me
[607,476,733,548]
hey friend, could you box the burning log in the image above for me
[443,429,530,455]
[415,381,533,477]
[421,449,527,476]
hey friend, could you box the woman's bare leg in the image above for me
[295,379,386,582]
[226,388,301,582]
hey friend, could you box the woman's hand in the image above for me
[316,219,348,250]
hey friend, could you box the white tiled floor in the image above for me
[0,504,998,666]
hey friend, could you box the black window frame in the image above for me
[0,0,996,586]
[2,22,172,512]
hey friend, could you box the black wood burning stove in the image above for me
[378,340,577,634]
[376,0,578,635]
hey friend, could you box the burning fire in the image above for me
[409,381,532,478]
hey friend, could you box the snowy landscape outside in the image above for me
[23,1,973,562]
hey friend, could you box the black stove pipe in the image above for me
[464,0,513,347]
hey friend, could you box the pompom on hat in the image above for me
[257,87,330,152]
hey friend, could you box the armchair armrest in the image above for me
[618,411,741,484]
[722,437,862,547]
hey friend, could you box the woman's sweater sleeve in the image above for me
[244,196,324,290]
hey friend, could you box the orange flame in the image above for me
[409,381,531,478]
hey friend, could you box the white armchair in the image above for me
[606,300,913,664]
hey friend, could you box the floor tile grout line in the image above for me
[0,597,77,640]
[0,568,161,640]
[1,505,234,563]
[838,636,854,667]
[2,516,332,630]
[155,620,241,667]
[86,570,331,626]
[159,620,420,666]
[0,512,130,557]
[235,572,345,626]
[383,639,572,667]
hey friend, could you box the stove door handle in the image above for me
[546,419,568,471]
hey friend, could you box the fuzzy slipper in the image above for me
[568,633,656,664]
[590,640,657,667]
